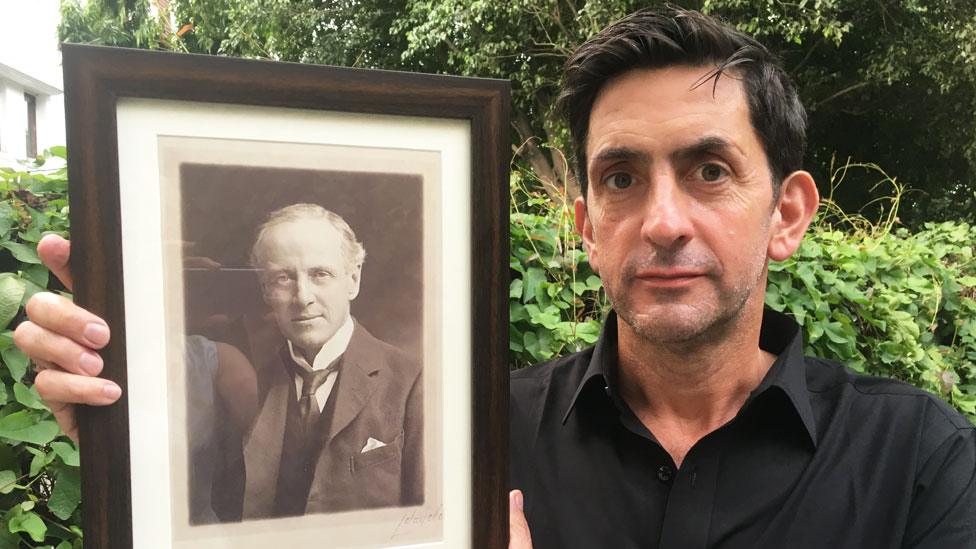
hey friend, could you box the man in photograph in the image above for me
[237,203,423,518]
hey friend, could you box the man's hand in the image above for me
[12,235,121,441]
[509,490,533,549]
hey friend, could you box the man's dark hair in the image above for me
[558,7,807,198]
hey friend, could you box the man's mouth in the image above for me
[293,314,324,323]
[633,269,706,288]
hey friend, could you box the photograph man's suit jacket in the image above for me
[241,322,423,517]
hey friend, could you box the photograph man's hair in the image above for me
[557,6,807,198]
[250,203,367,272]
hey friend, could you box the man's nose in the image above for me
[640,173,694,249]
[293,273,315,305]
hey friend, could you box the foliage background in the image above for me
[60,0,976,225]
[0,151,80,548]
[0,0,973,545]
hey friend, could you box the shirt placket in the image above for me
[656,439,721,549]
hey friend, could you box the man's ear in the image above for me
[574,196,600,274]
[347,264,362,301]
[768,170,819,261]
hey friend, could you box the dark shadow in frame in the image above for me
[62,44,509,549]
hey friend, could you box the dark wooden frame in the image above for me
[62,43,509,549]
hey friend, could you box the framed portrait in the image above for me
[62,44,509,548]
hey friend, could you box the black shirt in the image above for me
[510,309,976,549]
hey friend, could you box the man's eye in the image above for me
[604,172,634,190]
[697,163,728,183]
[312,270,333,279]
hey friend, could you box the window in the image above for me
[24,92,36,158]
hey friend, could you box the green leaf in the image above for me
[0,274,25,331]
[0,203,16,239]
[585,275,602,290]
[20,264,48,289]
[20,278,45,304]
[0,411,59,445]
[509,279,523,299]
[823,322,851,344]
[13,384,47,411]
[1,347,29,383]
[7,507,46,542]
[0,471,17,494]
[48,467,81,521]
[0,444,18,472]
[0,242,40,264]
[50,442,79,467]
[522,267,546,304]
[28,448,53,477]
[0,523,19,549]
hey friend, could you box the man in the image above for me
[238,203,423,518]
[17,203,423,521]
[15,7,976,548]
[507,7,974,549]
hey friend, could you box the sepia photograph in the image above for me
[175,163,428,524]
[156,136,443,547]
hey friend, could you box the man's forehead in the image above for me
[265,217,340,239]
[594,64,747,109]
[259,218,344,256]
[586,65,754,159]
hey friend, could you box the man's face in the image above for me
[577,65,778,345]
[257,218,361,358]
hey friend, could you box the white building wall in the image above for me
[0,0,64,166]
[38,91,65,152]
[0,81,30,161]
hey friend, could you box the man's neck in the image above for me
[615,300,775,466]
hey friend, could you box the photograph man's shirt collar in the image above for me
[287,313,355,372]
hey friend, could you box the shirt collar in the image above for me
[561,308,818,448]
[287,313,355,371]
[561,312,620,425]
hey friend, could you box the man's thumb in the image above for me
[509,490,533,549]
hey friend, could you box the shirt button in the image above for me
[657,465,674,483]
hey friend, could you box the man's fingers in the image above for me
[47,399,79,443]
[23,292,110,350]
[34,368,121,408]
[37,234,73,291]
[14,320,105,376]
[509,490,533,549]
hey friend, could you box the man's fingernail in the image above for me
[83,323,109,346]
[511,490,523,511]
[102,383,121,400]
[79,352,102,376]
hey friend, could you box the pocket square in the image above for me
[361,437,387,453]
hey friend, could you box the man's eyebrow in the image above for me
[591,147,651,165]
[670,136,737,163]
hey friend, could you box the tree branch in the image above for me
[511,112,579,202]
[811,81,871,110]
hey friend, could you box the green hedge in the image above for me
[0,151,81,549]
[510,171,976,424]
